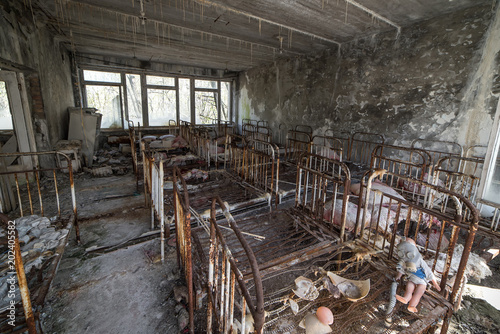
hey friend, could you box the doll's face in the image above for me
[396,240,421,265]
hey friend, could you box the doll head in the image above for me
[396,238,421,273]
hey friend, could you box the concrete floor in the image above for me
[40,173,182,334]
[36,171,500,334]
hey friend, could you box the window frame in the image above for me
[82,73,125,129]
[478,98,500,206]
[80,67,233,129]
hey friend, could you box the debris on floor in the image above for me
[84,146,133,177]
[0,215,68,311]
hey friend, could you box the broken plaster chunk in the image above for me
[20,234,31,245]
[91,166,113,177]
[326,272,370,301]
[40,231,60,240]
[45,239,60,250]
[293,276,319,301]
[30,227,42,238]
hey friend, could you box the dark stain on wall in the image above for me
[240,4,497,146]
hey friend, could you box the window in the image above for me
[221,81,230,122]
[146,75,176,126]
[179,78,191,122]
[86,85,122,128]
[82,69,232,128]
[0,81,13,130]
[83,70,120,83]
[194,80,231,125]
[83,70,123,128]
[479,99,500,207]
[482,145,500,203]
[126,74,143,126]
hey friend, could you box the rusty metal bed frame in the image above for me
[0,151,78,334]
[370,144,431,189]
[311,135,344,161]
[128,119,180,176]
[432,155,500,240]
[325,129,351,157]
[204,167,478,334]
[236,139,280,205]
[411,139,463,171]
[347,131,386,167]
[196,154,351,332]
[278,130,313,201]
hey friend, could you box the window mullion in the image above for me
[141,73,149,127]
[175,77,180,126]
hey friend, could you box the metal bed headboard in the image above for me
[359,169,478,326]
[311,135,344,161]
[411,138,463,170]
[348,131,385,166]
[284,130,312,164]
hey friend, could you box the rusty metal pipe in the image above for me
[13,229,37,334]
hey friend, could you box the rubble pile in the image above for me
[0,215,69,312]
[86,144,133,177]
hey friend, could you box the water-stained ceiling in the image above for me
[33,0,488,72]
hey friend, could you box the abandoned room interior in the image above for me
[2,0,500,333]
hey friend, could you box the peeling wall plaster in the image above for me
[0,0,74,147]
[238,4,499,148]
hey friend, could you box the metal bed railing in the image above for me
[202,154,351,333]
[293,124,313,134]
[284,130,312,164]
[172,167,195,334]
[242,123,256,141]
[358,169,478,333]
[348,131,385,166]
[206,168,478,334]
[311,135,344,161]
[245,139,279,205]
[370,144,430,189]
[0,151,79,334]
[411,138,463,171]
[255,125,272,143]
[325,129,351,157]
[0,151,79,242]
[431,156,500,238]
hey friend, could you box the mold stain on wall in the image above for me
[239,4,498,147]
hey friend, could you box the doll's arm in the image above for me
[430,278,441,291]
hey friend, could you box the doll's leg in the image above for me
[396,281,416,304]
[408,283,426,313]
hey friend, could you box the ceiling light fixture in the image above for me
[139,0,147,25]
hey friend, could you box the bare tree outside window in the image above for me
[86,85,122,128]
[0,81,13,130]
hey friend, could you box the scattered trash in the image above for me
[293,276,319,301]
[326,272,370,301]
